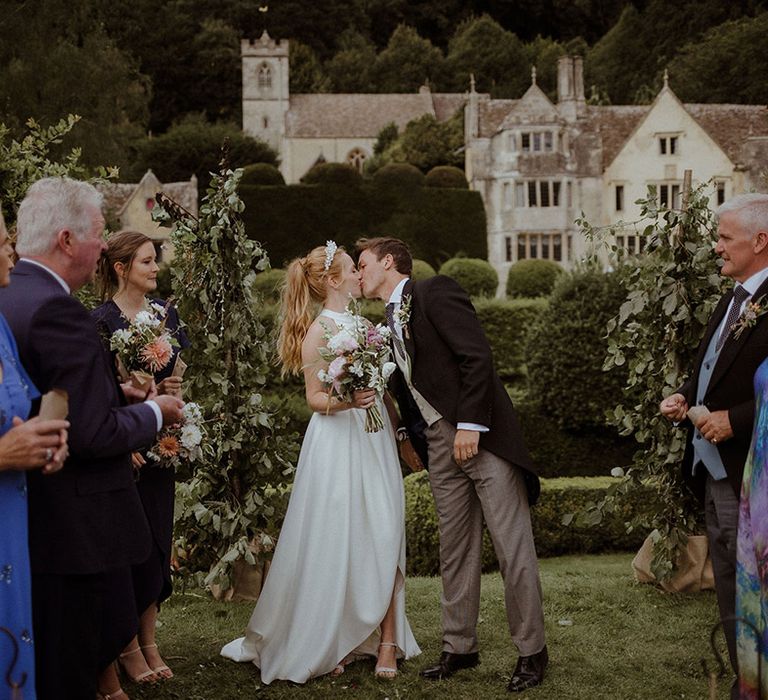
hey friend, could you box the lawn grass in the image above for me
[131,553,730,699]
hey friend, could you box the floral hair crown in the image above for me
[323,240,338,271]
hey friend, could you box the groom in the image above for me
[357,237,547,693]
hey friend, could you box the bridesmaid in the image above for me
[92,230,190,694]
[0,207,69,700]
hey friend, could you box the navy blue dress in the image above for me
[92,299,190,614]
[0,314,39,700]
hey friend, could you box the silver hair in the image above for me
[716,193,768,239]
[15,177,103,256]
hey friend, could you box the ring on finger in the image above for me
[45,447,53,461]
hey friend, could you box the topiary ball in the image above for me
[371,162,426,189]
[438,257,498,297]
[300,162,363,186]
[252,268,286,304]
[411,259,437,280]
[240,163,285,186]
[425,165,468,189]
[506,259,563,298]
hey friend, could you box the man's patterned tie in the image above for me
[716,285,750,351]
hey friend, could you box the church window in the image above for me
[258,63,272,89]
[615,185,624,212]
[347,148,367,173]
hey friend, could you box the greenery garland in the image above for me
[574,184,725,580]
[154,162,298,592]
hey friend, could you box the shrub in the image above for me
[525,265,628,432]
[240,163,285,186]
[506,259,563,298]
[438,257,498,297]
[371,162,425,189]
[252,269,286,304]
[404,472,648,576]
[301,162,363,186]
[411,259,436,280]
[473,297,547,380]
[425,165,468,189]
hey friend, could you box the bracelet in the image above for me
[395,427,409,443]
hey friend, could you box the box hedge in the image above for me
[506,259,563,298]
[425,165,468,189]
[239,183,487,269]
[438,257,498,298]
[404,472,648,576]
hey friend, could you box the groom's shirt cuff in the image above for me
[457,422,489,432]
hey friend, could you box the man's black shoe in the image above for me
[420,651,480,680]
[507,645,548,692]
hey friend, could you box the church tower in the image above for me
[242,31,289,159]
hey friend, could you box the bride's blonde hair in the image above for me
[277,244,345,375]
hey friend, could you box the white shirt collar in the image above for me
[387,277,409,306]
[739,266,768,298]
[20,258,71,294]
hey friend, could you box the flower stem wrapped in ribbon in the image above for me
[109,301,179,392]
[317,299,397,433]
[147,402,207,467]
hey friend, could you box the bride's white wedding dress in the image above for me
[221,309,420,683]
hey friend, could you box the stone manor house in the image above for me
[242,31,768,280]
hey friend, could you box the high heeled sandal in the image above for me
[97,689,126,700]
[140,643,173,679]
[375,642,398,679]
[118,646,158,683]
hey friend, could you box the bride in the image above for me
[221,241,420,683]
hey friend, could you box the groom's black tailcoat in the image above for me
[679,277,768,499]
[390,276,540,503]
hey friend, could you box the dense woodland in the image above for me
[0,0,766,175]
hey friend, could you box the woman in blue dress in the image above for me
[0,208,69,700]
[92,230,189,695]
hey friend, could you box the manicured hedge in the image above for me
[239,183,487,270]
[439,257,498,297]
[425,165,468,189]
[301,162,363,186]
[240,163,285,186]
[473,297,548,380]
[411,259,436,280]
[404,472,648,576]
[371,162,425,188]
[252,268,286,304]
[506,259,563,298]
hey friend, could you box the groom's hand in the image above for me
[698,410,734,444]
[659,393,688,422]
[454,429,480,466]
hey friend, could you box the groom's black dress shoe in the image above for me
[507,645,548,692]
[420,651,479,680]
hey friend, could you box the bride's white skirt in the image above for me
[221,403,420,683]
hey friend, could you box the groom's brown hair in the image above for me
[355,236,412,275]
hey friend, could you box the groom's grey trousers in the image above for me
[425,419,545,657]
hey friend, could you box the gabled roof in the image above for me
[478,99,519,138]
[588,105,648,170]
[498,83,559,130]
[286,91,469,139]
[97,170,198,219]
[684,103,768,166]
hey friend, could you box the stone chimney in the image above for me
[557,56,586,122]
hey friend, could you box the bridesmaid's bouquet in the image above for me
[147,402,206,467]
[109,302,178,392]
[317,300,397,433]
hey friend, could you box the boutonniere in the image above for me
[396,294,412,339]
[732,294,768,339]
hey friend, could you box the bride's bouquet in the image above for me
[317,300,397,433]
[109,301,178,392]
[147,402,206,468]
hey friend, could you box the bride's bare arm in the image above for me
[301,320,374,413]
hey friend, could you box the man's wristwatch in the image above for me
[395,427,409,443]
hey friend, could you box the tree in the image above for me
[371,25,446,93]
[154,164,298,590]
[668,13,768,104]
[380,113,464,172]
[444,15,528,97]
[0,0,149,167]
[127,115,277,196]
[289,41,330,93]
[325,31,377,92]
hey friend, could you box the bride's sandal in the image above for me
[140,643,173,679]
[374,642,398,679]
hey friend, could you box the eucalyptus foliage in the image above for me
[0,115,117,222]
[573,185,725,580]
[154,165,297,592]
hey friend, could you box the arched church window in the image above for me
[258,63,272,90]
[263,116,269,129]
[347,148,366,173]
